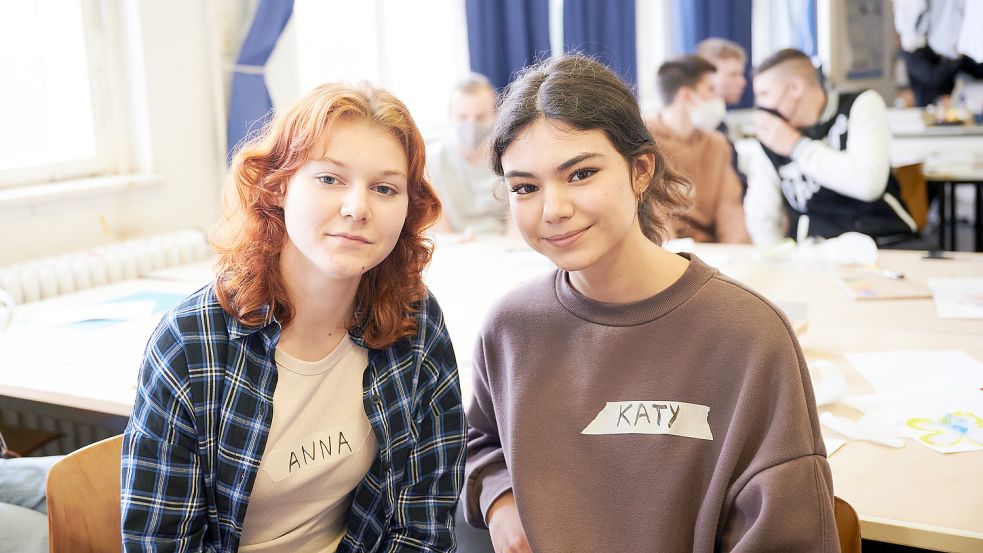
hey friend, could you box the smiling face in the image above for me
[280,119,410,285]
[502,119,647,272]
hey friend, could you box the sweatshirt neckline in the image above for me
[554,253,715,326]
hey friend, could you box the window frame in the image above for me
[0,0,127,189]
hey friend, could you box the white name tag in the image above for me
[581,401,713,440]
[264,426,370,482]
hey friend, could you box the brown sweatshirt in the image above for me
[463,255,838,552]
[646,114,751,244]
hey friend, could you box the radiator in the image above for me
[0,229,211,305]
[0,399,125,456]
[0,229,210,454]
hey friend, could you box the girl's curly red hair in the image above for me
[211,82,440,349]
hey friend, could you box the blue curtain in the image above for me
[465,0,551,90]
[793,0,818,57]
[226,0,294,161]
[672,0,753,108]
[563,0,637,87]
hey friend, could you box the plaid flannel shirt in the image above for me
[121,284,466,552]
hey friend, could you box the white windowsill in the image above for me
[0,174,163,209]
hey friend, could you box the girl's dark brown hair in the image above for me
[491,54,691,243]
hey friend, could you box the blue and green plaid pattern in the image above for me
[121,284,466,552]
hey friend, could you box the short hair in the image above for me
[213,82,441,349]
[491,55,692,244]
[448,73,495,112]
[453,73,494,96]
[656,55,717,105]
[696,38,747,64]
[754,48,820,85]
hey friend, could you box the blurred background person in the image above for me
[746,48,917,246]
[696,37,750,194]
[646,56,750,243]
[427,74,508,237]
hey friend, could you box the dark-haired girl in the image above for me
[463,55,838,552]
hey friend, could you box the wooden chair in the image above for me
[893,162,930,231]
[46,435,123,553]
[834,496,862,553]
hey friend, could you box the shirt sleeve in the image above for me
[743,141,787,246]
[716,299,838,552]
[381,293,467,553]
[462,334,513,530]
[791,90,892,203]
[719,455,839,552]
[714,138,752,244]
[121,313,211,553]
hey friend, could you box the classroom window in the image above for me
[286,0,470,139]
[0,0,119,188]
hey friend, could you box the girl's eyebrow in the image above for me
[504,152,604,179]
[312,157,406,178]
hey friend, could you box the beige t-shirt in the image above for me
[239,336,378,553]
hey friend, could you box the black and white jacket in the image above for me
[744,89,917,245]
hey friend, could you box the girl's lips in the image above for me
[544,226,589,247]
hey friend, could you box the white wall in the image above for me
[636,0,673,115]
[0,0,230,265]
[266,0,471,142]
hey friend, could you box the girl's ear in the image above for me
[632,152,656,195]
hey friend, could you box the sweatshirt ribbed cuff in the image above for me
[789,136,812,161]
[466,462,513,530]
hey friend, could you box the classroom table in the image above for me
[891,135,983,253]
[1,239,981,550]
[431,240,983,551]
[924,161,983,253]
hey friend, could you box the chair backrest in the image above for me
[46,435,123,553]
[834,496,862,553]
[893,162,929,231]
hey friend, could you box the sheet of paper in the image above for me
[23,300,157,328]
[843,389,983,454]
[928,278,983,319]
[842,351,983,453]
[845,350,983,393]
[823,437,846,457]
[836,268,932,301]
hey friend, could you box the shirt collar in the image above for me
[224,304,278,340]
[223,302,372,350]
[817,88,838,124]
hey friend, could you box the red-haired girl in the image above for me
[122,83,465,552]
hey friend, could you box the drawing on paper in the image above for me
[905,412,983,447]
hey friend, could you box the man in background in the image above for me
[746,48,917,246]
[646,56,750,243]
[696,37,750,193]
[427,74,508,237]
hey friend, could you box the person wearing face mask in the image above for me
[745,48,917,247]
[427,74,509,236]
[645,56,751,243]
[696,38,749,194]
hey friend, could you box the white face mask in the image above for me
[454,121,492,151]
[688,97,727,131]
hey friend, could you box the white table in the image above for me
[2,239,981,550]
